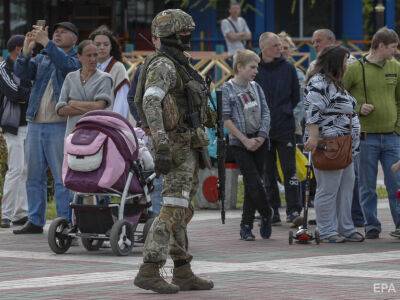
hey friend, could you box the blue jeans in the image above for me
[359,133,400,233]
[26,122,70,227]
[150,176,163,215]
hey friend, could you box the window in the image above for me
[11,0,28,34]
[275,0,335,38]
[0,0,28,50]
[0,2,4,49]
[127,0,155,50]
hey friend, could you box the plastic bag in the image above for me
[276,147,311,182]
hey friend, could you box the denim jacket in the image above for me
[14,41,80,121]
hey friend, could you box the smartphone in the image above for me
[36,19,46,29]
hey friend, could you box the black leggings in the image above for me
[231,144,272,228]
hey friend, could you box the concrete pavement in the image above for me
[0,200,400,300]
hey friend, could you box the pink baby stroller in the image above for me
[48,110,156,256]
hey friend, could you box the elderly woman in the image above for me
[56,40,112,135]
[222,49,272,241]
[304,45,364,243]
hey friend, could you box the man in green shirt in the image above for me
[343,27,400,239]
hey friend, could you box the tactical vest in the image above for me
[134,51,210,132]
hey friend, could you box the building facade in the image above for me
[1,0,398,52]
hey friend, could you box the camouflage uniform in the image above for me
[134,9,213,294]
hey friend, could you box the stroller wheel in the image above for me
[142,217,155,243]
[48,217,72,254]
[315,228,320,245]
[289,230,294,245]
[110,220,134,256]
[81,238,104,251]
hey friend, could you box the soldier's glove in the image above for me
[155,140,172,175]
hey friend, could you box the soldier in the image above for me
[133,9,214,294]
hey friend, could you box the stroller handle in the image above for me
[146,172,157,184]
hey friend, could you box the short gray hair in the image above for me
[313,29,336,41]
[259,32,278,50]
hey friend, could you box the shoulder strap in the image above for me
[251,82,262,101]
[158,50,192,84]
[226,80,237,100]
[225,18,247,48]
[134,52,162,127]
[104,58,117,74]
[358,59,368,104]
[226,18,239,33]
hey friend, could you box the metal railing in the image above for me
[123,50,315,89]
[0,39,371,89]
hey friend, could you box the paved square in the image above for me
[1,201,400,299]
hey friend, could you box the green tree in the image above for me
[166,0,262,12]
[167,0,317,14]
[363,0,374,39]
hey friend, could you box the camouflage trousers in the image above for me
[143,149,198,265]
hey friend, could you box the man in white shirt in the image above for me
[220,1,251,56]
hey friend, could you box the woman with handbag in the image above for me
[304,45,364,243]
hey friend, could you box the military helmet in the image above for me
[152,9,195,38]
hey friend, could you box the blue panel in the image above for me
[254,0,265,40]
[266,0,275,32]
[385,0,396,29]
[254,0,274,50]
[340,0,363,40]
[190,1,218,51]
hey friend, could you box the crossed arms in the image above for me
[57,99,107,117]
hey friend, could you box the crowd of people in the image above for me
[0,0,400,295]
[0,21,163,232]
[220,1,400,243]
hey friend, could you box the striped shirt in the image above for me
[304,73,360,155]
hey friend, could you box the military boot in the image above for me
[134,263,179,294]
[172,263,214,291]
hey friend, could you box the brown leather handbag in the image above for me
[312,115,353,171]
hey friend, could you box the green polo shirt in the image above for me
[343,57,400,134]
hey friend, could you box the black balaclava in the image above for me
[160,33,192,51]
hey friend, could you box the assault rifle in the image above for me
[216,90,225,224]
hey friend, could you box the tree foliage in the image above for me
[363,0,374,39]
[290,0,316,14]
[167,0,316,14]
[165,0,262,12]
